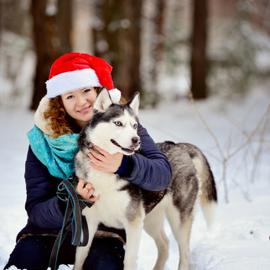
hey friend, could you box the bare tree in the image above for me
[30,0,72,110]
[92,0,143,101]
[189,90,270,203]
[190,0,208,99]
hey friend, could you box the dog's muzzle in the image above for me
[111,138,140,154]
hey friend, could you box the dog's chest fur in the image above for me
[76,153,137,228]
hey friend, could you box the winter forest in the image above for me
[0,0,270,269]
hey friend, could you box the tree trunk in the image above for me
[190,0,208,99]
[57,0,72,53]
[92,0,142,101]
[0,0,27,35]
[150,0,166,107]
[30,0,72,110]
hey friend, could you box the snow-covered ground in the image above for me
[0,90,269,270]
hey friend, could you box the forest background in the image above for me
[0,1,270,269]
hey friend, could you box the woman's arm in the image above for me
[24,146,64,229]
[116,124,172,191]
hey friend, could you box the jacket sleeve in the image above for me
[116,124,172,191]
[24,146,64,229]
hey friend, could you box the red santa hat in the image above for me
[45,52,121,103]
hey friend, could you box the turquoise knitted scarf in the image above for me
[27,126,79,179]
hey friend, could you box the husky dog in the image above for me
[74,89,217,270]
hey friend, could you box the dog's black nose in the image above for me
[132,137,140,144]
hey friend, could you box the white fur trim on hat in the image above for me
[46,68,102,98]
[109,88,121,103]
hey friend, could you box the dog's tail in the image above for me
[189,146,218,229]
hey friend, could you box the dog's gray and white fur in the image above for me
[74,89,217,270]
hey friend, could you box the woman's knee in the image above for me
[4,236,54,270]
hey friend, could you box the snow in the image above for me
[0,90,270,270]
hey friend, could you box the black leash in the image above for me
[49,178,92,270]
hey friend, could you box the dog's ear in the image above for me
[93,89,113,112]
[128,92,140,116]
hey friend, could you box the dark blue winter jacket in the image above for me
[17,124,172,241]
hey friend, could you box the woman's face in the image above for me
[61,87,98,127]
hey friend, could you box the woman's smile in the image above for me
[78,105,92,115]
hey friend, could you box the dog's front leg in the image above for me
[73,215,98,270]
[123,218,144,270]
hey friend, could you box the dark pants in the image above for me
[4,235,124,270]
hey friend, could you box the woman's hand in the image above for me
[89,145,123,173]
[76,179,99,202]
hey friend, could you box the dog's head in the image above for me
[81,89,141,155]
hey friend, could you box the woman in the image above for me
[4,52,172,270]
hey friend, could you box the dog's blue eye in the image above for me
[114,121,123,127]
[133,123,138,129]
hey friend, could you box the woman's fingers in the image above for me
[76,179,85,192]
[84,182,93,190]
[88,145,111,161]
[76,179,99,202]
[89,148,105,162]
[89,154,104,168]
[83,186,94,197]
[93,145,109,157]
[88,194,100,202]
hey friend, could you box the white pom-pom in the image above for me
[108,88,121,104]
